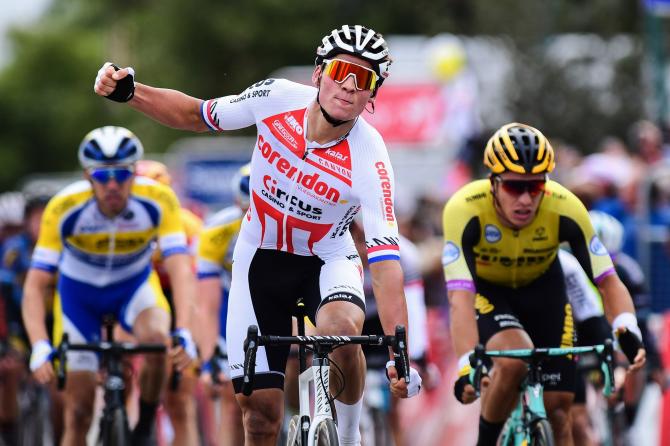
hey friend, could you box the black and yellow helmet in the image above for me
[483,123,555,174]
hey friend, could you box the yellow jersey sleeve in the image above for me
[196,218,241,279]
[142,182,188,257]
[31,185,91,272]
[441,180,488,292]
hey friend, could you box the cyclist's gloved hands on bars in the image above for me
[94,62,135,102]
[29,339,55,384]
[172,328,197,371]
[385,360,422,398]
[453,351,480,404]
[612,312,646,371]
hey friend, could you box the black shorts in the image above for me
[474,258,577,393]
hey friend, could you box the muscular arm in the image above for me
[448,289,478,357]
[195,277,222,361]
[598,273,636,323]
[129,83,209,132]
[21,268,55,344]
[163,253,196,330]
[369,260,408,352]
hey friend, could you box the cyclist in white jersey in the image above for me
[94,24,421,446]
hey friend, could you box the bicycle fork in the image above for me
[298,355,332,445]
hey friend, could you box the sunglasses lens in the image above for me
[500,180,545,196]
[324,59,377,91]
[90,167,133,184]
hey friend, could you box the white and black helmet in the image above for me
[78,126,144,169]
[316,25,391,90]
[589,210,624,256]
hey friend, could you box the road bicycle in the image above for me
[53,314,172,446]
[242,303,410,446]
[470,340,615,446]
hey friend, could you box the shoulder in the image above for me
[350,118,386,152]
[45,180,91,215]
[444,180,490,212]
[132,177,179,203]
[542,181,585,212]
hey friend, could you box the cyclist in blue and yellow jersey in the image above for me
[22,126,197,446]
[135,159,203,446]
[443,123,646,446]
[196,162,250,446]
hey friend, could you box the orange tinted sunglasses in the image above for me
[323,59,378,92]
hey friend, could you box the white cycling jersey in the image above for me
[559,249,604,322]
[201,78,400,263]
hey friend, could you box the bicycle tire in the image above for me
[530,419,554,446]
[286,415,301,445]
[313,419,338,446]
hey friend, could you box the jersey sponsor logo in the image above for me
[465,192,486,202]
[252,191,333,253]
[283,113,304,135]
[263,110,306,156]
[532,226,548,242]
[442,241,460,265]
[374,162,395,224]
[475,251,553,267]
[257,135,341,204]
[366,236,400,250]
[589,235,608,256]
[272,119,299,150]
[484,224,502,243]
[330,205,359,238]
[231,79,276,104]
[309,142,353,186]
[262,175,323,220]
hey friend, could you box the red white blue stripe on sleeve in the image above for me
[367,244,400,263]
[201,99,224,132]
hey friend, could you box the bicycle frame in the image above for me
[242,305,409,446]
[471,341,615,445]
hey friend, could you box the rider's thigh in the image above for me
[486,329,532,383]
[236,388,284,435]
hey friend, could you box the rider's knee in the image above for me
[493,357,527,383]
[65,401,94,431]
[317,312,359,336]
[242,406,282,437]
[547,406,571,436]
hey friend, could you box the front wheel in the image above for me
[530,418,554,446]
[313,419,338,446]
[286,415,301,445]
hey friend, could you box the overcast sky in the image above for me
[0,0,51,66]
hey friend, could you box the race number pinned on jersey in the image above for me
[442,241,461,265]
[589,235,609,256]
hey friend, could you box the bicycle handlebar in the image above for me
[241,324,409,396]
[53,334,167,390]
[468,339,615,397]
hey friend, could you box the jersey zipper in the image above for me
[105,216,117,284]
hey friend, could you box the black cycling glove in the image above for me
[453,373,471,404]
[617,328,644,364]
[106,64,135,103]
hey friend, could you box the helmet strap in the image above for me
[316,75,354,128]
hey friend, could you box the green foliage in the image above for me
[0,0,651,189]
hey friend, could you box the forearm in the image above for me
[21,272,51,344]
[448,290,478,357]
[129,83,209,132]
[196,278,222,360]
[370,261,409,347]
[165,255,196,330]
[598,274,636,324]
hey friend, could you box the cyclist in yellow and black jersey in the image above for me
[443,123,646,446]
